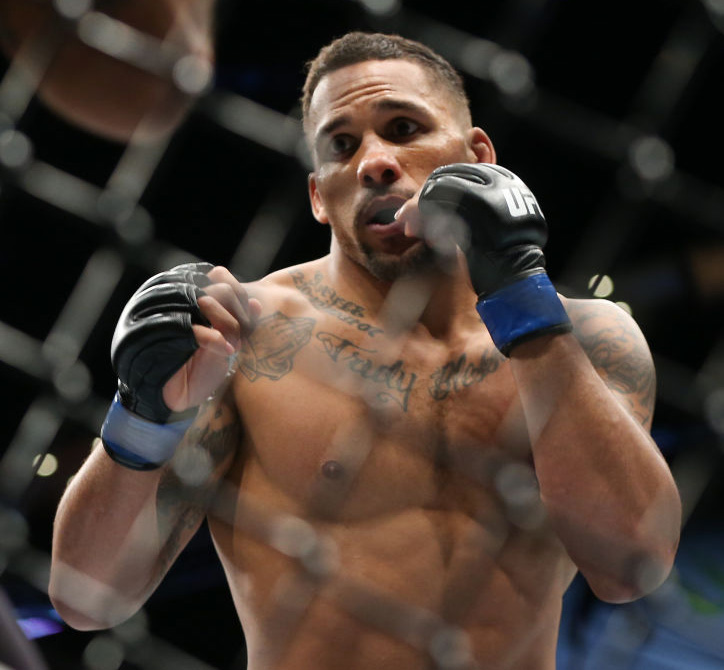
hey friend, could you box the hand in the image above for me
[112,263,260,422]
[400,163,571,355]
[416,163,548,297]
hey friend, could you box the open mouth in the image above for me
[366,207,399,226]
[357,195,410,239]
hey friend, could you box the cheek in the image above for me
[317,166,356,207]
[316,164,347,197]
[405,135,471,177]
[313,179,354,227]
[436,134,473,163]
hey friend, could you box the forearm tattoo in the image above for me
[155,411,240,572]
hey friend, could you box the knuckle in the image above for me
[215,316,242,341]
[204,282,233,302]
[206,265,231,282]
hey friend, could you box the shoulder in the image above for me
[563,295,643,331]
[230,259,329,383]
[244,257,330,309]
[562,296,650,359]
[562,296,656,427]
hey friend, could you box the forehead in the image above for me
[307,59,457,134]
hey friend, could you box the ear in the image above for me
[467,127,497,164]
[308,173,329,224]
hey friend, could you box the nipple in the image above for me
[321,460,345,480]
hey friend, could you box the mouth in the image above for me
[358,196,409,236]
[366,207,399,227]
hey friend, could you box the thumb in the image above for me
[395,194,423,239]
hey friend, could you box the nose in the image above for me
[356,136,402,187]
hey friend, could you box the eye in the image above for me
[388,118,421,140]
[328,134,356,157]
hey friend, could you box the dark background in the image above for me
[1,0,723,668]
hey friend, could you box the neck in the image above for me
[326,243,479,340]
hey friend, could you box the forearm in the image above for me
[511,334,681,601]
[50,389,239,629]
[49,445,170,629]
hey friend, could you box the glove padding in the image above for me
[419,163,571,354]
[419,162,548,297]
[111,262,213,423]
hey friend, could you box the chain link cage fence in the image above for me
[0,0,723,668]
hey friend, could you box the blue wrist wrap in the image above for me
[100,393,194,470]
[476,272,572,356]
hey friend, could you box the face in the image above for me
[307,59,494,282]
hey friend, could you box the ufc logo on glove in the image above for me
[502,187,541,218]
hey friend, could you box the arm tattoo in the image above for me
[239,311,315,381]
[155,418,240,572]
[290,270,384,337]
[569,302,656,427]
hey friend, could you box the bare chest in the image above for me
[230,305,529,519]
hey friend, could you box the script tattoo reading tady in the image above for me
[316,332,417,411]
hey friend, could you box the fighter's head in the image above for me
[301,32,472,144]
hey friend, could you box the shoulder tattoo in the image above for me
[569,301,656,426]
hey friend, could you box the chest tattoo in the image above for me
[429,351,503,400]
[290,271,384,337]
[316,332,417,412]
[239,311,315,381]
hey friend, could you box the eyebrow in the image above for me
[314,98,431,147]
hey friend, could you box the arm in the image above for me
[49,263,258,629]
[49,394,239,630]
[510,299,680,602]
[404,162,681,602]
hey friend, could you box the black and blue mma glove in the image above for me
[101,262,213,470]
[419,163,572,355]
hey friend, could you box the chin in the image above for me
[363,241,440,282]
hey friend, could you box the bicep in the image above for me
[567,299,656,430]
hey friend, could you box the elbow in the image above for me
[581,483,682,603]
[585,535,679,604]
[48,561,143,631]
[49,589,142,632]
[586,563,671,604]
[49,597,114,632]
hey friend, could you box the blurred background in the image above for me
[0,0,723,668]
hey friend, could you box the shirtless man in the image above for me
[48,32,681,670]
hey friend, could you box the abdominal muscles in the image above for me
[211,486,574,670]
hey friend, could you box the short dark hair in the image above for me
[301,32,470,131]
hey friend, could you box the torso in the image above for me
[207,257,577,670]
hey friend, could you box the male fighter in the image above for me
[48,32,681,670]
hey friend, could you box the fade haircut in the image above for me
[301,32,471,135]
